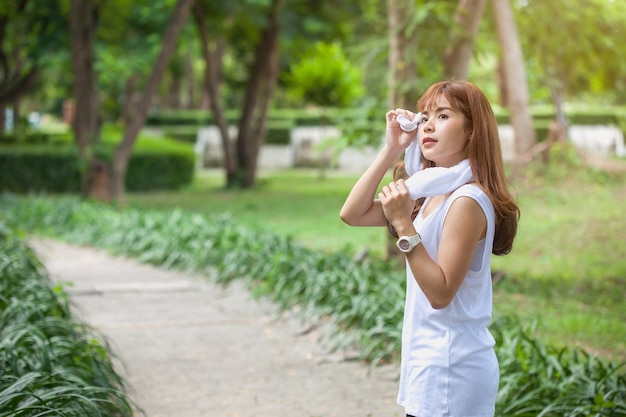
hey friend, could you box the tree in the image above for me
[387,0,419,109]
[68,0,195,203]
[194,0,286,188]
[193,1,234,184]
[69,0,100,190]
[443,0,488,80]
[491,0,535,163]
[0,0,64,134]
[515,0,626,131]
[385,0,420,261]
[236,0,283,188]
[286,42,364,108]
[194,0,370,188]
[112,0,195,203]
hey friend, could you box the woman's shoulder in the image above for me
[448,184,494,216]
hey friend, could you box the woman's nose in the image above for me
[423,119,434,132]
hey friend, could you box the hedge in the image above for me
[0,143,195,193]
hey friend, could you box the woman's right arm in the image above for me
[339,109,418,227]
[339,144,403,227]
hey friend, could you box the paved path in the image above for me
[31,239,402,417]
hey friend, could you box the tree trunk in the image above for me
[550,86,567,141]
[69,0,99,165]
[168,76,182,109]
[122,74,139,125]
[193,3,236,183]
[0,0,42,116]
[11,98,19,130]
[0,103,5,135]
[111,0,195,205]
[198,35,224,111]
[386,0,418,262]
[491,0,536,166]
[443,0,488,80]
[184,51,196,108]
[69,0,103,200]
[236,0,283,188]
[387,0,417,109]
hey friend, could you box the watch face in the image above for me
[398,239,411,251]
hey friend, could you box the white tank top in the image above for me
[397,184,499,417]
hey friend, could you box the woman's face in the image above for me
[418,96,469,168]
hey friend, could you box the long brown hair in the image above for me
[396,80,519,255]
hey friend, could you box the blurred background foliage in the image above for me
[4,0,626,123]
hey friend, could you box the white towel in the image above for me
[396,113,474,200]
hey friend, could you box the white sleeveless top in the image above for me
[397,184,499,417]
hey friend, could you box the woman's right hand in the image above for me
[385,109,419,151]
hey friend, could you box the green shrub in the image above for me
[146,110,347,145]
[284,42,365,108]
[146,109,240,126]
[568,111,619,125]
[0,130,195,193]
[159,125,201,143]
[0,224,134,416]
[147,108,363,133]
[265,120,294,145]
[125,146,194,191]
[493,317,626,416]
[0,146,83,193]
[0,131,70,146]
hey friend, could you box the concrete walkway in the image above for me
[31,239,402,417]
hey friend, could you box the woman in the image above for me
[340,80,519,417]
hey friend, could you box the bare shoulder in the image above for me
[450,195,485,217]
[444,196,487,239]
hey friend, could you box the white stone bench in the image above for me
[195,126,237,169]
[290,126,340,167]
[568,125,625,157]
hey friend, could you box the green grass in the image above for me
[128,169,394,256]
[126,160,626,363]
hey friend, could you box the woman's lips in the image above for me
[422,137,437,146]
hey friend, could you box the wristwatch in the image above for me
[396,233,422,253]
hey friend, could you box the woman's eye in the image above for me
[439,114,448,119]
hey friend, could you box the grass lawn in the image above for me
[127,164,626,363]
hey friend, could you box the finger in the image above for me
[389,181,401,193]
[386,110,399,121]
